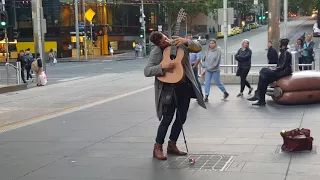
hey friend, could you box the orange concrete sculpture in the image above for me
[267,71,320,105]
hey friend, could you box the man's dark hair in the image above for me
[268,40,272,44]
[149,31,163,46]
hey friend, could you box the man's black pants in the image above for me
[257,75,278,102]
[155,82,192,144]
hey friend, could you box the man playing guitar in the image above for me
[144,31,206,160]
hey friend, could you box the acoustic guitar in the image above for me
[157,9,186,84]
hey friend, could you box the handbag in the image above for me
[53,58,57,64]
[281,128,313,152]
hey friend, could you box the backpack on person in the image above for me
[31,58,39,72]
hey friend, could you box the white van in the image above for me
[313,23,320,37]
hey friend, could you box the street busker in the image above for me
[247,37,293,106]
[202,39,229,102]
[144,31,206,160]
[235,39,254,97]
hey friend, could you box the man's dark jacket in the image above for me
[267,46,278,64]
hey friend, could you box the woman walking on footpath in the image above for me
[235,39,253,97]
[202,39,229,102]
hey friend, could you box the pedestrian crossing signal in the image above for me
[139,29,144,38]
[0,11,8,28]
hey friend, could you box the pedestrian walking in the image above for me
[17,50,26,83]
[235,39,254,97]
[186,34,203,97]
[295,38,304,71]
[202,39,229,102]
[302,35,315,70]
[109,45,114,59]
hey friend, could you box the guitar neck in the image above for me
[174,22,181,36]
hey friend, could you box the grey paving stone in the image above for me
[102,168,195,180]
[288,164,320,176]
[234,152,291,163]
[286,175,320,180]
[200,131,264,138]
[236,127,286,133]
[269,123,301,128]
[241,162,289,174]
[69,149,152,159]
[262,132,283,139]
[253,145,279,153]
[21,164,111,179]
[223,138,282,145]
[291,154,320,165]
[185,144,256,153]
[192,171,285,180]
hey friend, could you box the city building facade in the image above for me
[3,0,165,58]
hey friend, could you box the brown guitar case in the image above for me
[272,71,320,105]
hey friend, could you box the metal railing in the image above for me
[198,50,318,76]
[4,62,21,85]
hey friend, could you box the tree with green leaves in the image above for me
[160,0,217,36]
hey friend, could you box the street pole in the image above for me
[1,0,8,64]
[268,0,280,54]
[32,0,46,72]
[284,0,288,37]
[140,0,146,57]
[185,16,187,36]
[74,0,80,60]
[82,0,88,60]
[223,0,228,73]
[90,22,93,60]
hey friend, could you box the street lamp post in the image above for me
[83,0,88,60]
[74,0,80,60]
[140,0,146,57]
[223,0,228,72]
[284,0,288,37]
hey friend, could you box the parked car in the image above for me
[242,24,251,32]
[217,32,231,38]
[192,35,207,45]
[250,23,257,29]
[313,23,320,37]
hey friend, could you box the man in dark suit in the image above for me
[248,38,292,106]
[267,41,278,64]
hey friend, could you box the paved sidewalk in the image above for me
[0,81,320,180]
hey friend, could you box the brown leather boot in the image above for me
[167,140,187,155]
[153,143,167,160]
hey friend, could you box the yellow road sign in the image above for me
[85,8,96,22]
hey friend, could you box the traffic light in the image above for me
[262,16,266,20]
[93,33,98,41]
[0,11,8,28]
[258,16,262,20]
[139,29,144,38]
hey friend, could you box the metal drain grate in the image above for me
[275,145,317,154]
[164,154,235,171]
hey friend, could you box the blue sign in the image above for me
[79,22,85,31]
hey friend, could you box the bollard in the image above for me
[291,51,297,72]
[312,61,315,70]
[231,54,236,73]
[16,62,21,84]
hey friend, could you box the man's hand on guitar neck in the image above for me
[172,36,189,47]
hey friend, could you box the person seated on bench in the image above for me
[247,37,293,106]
